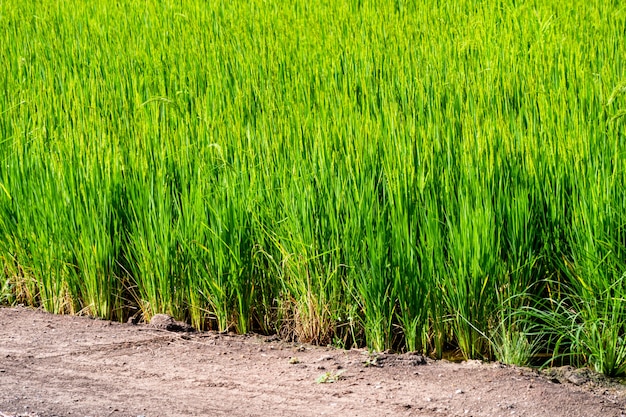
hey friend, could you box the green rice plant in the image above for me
[526,272,626,377]
[525,147,626,375]
[68,161,124,319]
[7,134,83,315]
[0,190,39,306]
[442,185,503,360]
[200,179,256,333]
[358,191,396,352]
[490,322,538,367]
[266,169,344,345]
[171,183,209,330]
[124,160,181,321]
[555,180,626,375]
[389,187,435,353]
[418,192,448,358]
[384,138,432,353]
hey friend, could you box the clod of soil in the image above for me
[147,313,195,333]
[1,306,625,417]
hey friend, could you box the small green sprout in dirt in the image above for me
[363,351,382,368]
[316,370,344,384]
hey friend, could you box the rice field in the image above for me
[1,0,625,375]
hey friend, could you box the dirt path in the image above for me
[0,306,624,417]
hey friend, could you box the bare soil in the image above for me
[1,306,625,417]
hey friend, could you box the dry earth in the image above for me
[0,306,625,417]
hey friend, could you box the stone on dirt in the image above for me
[148,314,194,332]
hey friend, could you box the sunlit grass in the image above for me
[0,0,625,374]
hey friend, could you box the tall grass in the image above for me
[1,0,625,374]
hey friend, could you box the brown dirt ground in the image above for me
[0,306,625,417]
